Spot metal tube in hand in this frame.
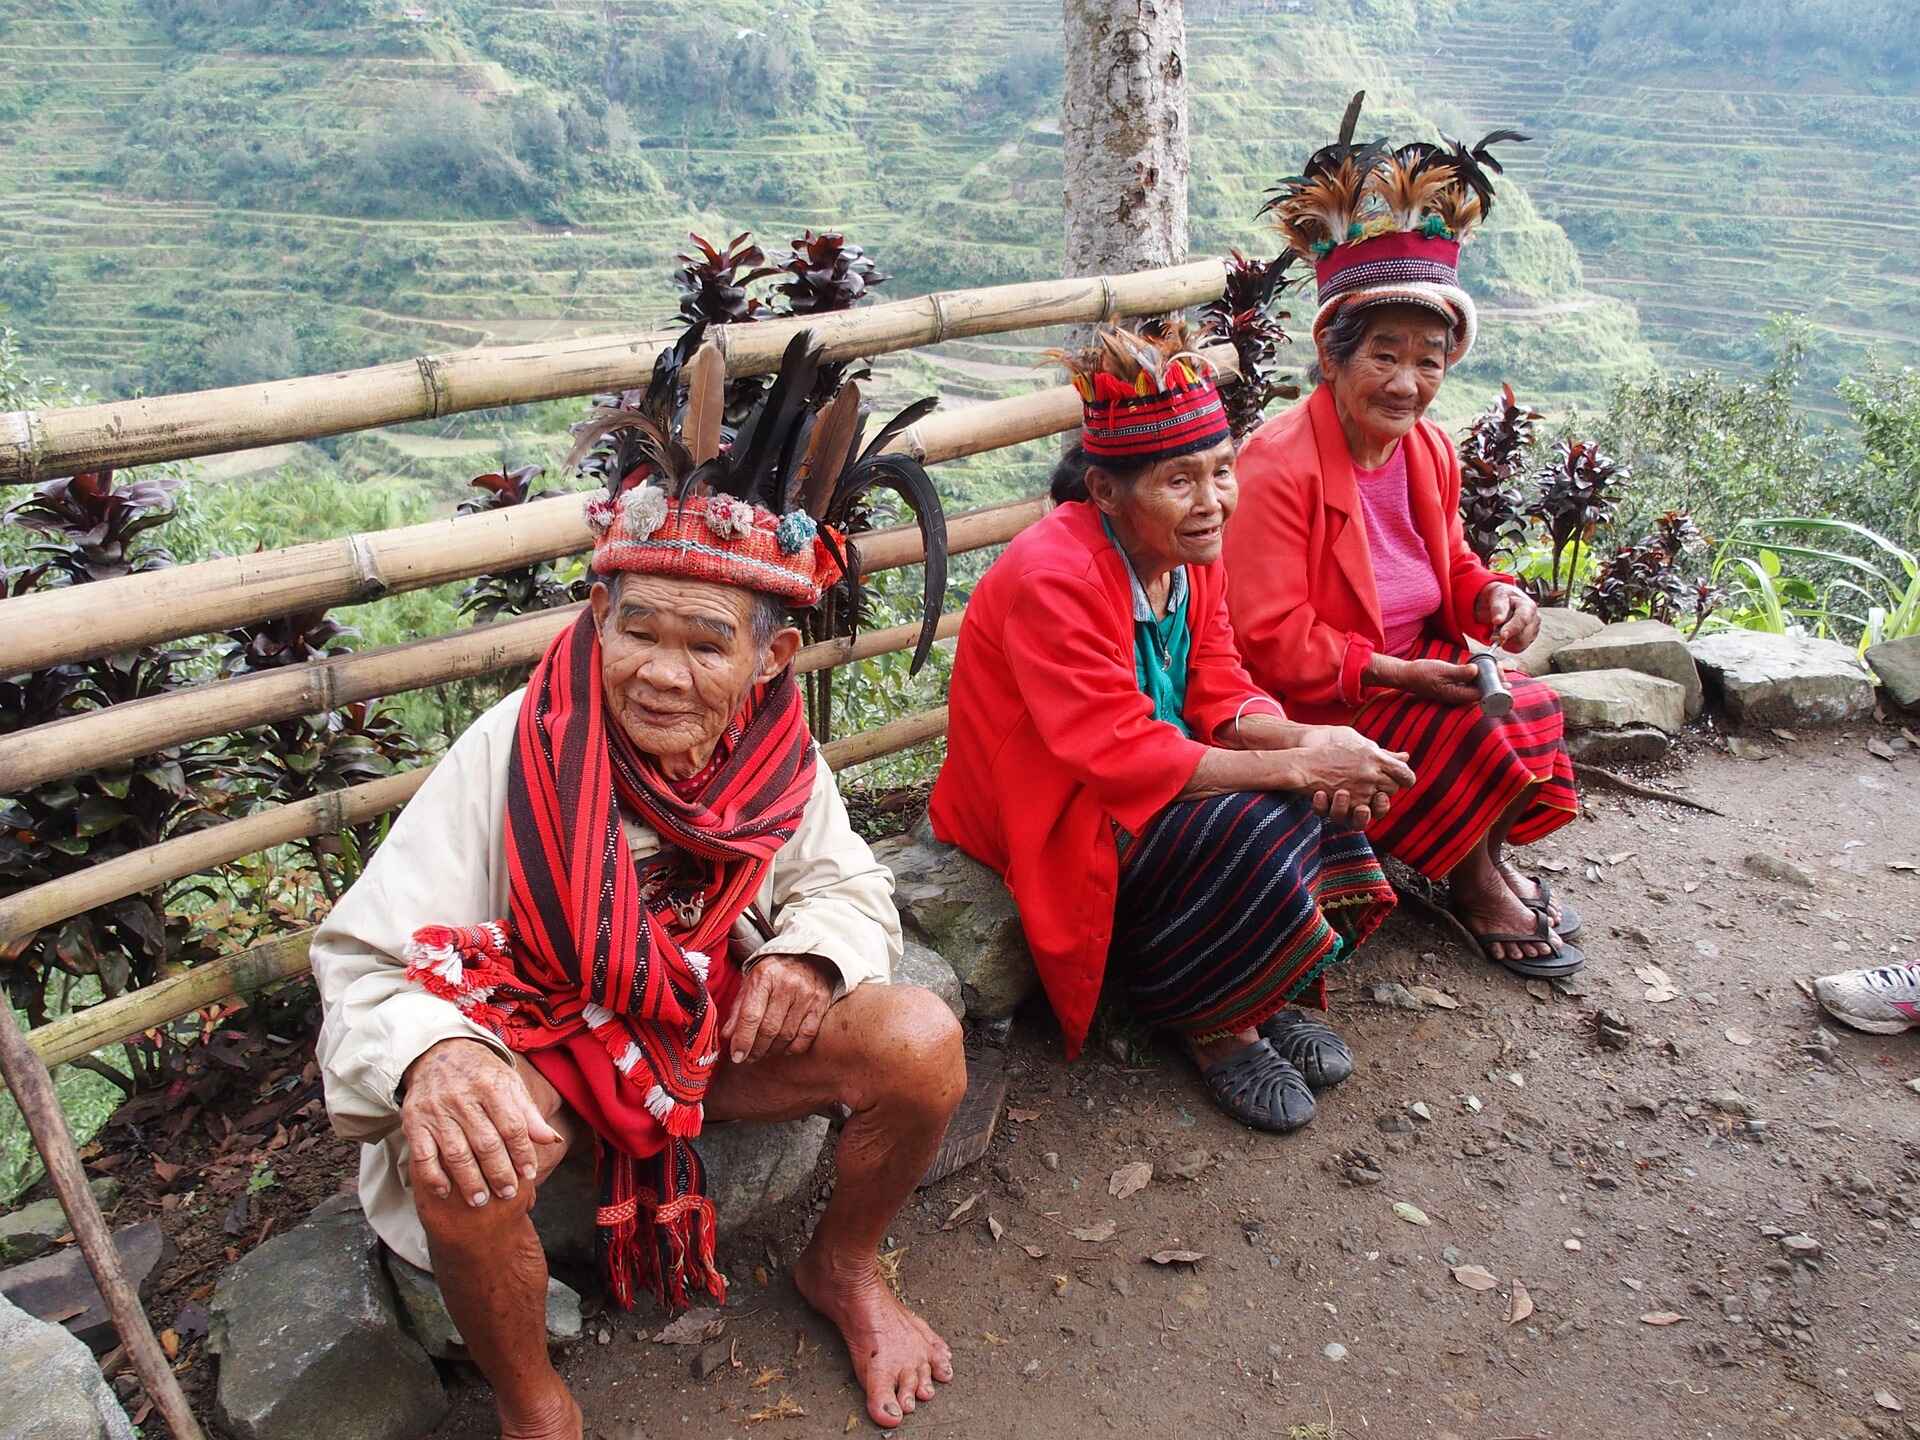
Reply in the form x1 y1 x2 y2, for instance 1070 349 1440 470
1470 652 1513 718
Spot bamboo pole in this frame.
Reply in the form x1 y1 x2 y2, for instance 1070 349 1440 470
0 1003 208 1439
0 769 433 951
0 330 1171 675
27 934 313 1071
0 612 970 942
0 260 1227 486
25 704 954 1066
0 497 1020 793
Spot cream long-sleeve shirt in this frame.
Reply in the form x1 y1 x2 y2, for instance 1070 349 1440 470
310 688 900 1269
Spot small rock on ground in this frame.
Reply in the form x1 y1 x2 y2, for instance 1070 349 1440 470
0 1179 120 1263
0 1219 164 1354
871 817 1038 1018
385 1252 582 1359
1552 620 1704 718
896 939 967 1020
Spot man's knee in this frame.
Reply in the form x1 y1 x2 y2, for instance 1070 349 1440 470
412 1160 542 1244
862 984 966 1115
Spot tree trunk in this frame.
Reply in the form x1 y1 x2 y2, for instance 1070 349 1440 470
1062 0 1191 289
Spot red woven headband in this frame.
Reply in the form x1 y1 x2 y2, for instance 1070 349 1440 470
1081 373 1232 463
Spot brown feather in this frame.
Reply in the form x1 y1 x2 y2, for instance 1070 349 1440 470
1431 183 1483 240
681 341 725 466
797 381 863 517
1269 153 1375 254
1374 153 1456 230
1047 320 1203 389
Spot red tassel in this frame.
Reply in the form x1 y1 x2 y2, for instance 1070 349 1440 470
662 1100 704 1140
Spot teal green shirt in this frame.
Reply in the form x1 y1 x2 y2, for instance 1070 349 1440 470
1101 516 1192 738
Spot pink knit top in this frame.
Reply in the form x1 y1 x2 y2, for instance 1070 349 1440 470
1353 444 1442 658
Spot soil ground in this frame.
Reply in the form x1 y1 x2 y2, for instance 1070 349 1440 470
33 726 1920 1439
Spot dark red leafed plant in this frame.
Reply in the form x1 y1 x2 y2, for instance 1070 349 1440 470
1530 438 1628 605
454 466 585 623
673 231 779 328
10 468 180 582
1457 383 1540 565
1582 508 1714 630
771 229 891 402
1198 248 1300 441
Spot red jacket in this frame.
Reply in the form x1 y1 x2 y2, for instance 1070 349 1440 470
928 501 1275 1057
1223 385 1507 725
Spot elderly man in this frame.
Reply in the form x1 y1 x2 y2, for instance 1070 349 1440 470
312 335 964 1435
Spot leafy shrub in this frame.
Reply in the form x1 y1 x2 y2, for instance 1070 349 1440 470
1456 384 1541 566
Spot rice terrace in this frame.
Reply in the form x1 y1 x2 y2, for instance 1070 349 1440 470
0 2 1917 1439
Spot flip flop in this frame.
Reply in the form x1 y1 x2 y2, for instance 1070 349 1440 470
1198 1038 1317 1133
1453 905 1587 980
1499 863 1583 940
1257 1009 1354 1090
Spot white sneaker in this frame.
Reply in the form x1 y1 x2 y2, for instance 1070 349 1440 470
1812 962 1920 1035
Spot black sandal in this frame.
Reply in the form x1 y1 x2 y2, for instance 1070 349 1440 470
1198 1038 1317 1133
1499 862 1583 940
1257 1009 1354 1090
1455 906 1586 980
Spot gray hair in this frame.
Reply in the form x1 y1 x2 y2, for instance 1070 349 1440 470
1308 301 1457 386
599 569 789 652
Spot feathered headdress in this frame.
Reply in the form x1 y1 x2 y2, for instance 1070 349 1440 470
1046 319 1233 464
1260 91 1527 366
569 325 949 703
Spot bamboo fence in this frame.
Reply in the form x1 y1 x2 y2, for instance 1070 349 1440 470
0 260 1226 486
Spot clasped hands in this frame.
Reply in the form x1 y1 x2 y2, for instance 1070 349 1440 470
400 954 835 1209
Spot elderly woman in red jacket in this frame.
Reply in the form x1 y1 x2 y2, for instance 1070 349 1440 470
930 325 1410 1134
1224 110 1583 979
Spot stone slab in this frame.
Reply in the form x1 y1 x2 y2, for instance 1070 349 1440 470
1504 606 1605 677
896 940 966 1020
533 1115 831 1267
0 1219 163 1354
1689 630 1876 728
1864 634 1920 710
1551 619 1703 719
209 1203 446 1440
385 1252 581 1359
874 820 1037 1019
0 1291 135 1440
0 1179 120 1263
1565 724 1672 767
1543 669 1687 735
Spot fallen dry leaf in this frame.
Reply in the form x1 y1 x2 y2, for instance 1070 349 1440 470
654 1308 723 1345
1873 1389 1904 1413
750 1367 784 1391
1020 1243 1048 1260
1451 1265 1498 1292
1605 850 1636 865
746 1395 807 1425
1867 738 1897 762
1392 1201 1431 1227
1406 984 1459 1010
1724 1027 1756 1047
846 1413 858 1434
1639 1311 1688 1326
1070 1221 1116 1243
943 1190 984 1229
1508 1280 1534 1326
1051 1273 1070 1297
1109 1161 1152 1200
981 1330 1007 1345
1146 1249 1207 1265
987 1215 1005 1242
1006 1107 1040 1123
159 1329 180 1360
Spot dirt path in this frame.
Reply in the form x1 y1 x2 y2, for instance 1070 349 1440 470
408 728 1920 1439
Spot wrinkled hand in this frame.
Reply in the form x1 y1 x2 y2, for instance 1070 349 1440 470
1477 582 1541 652
724 954 836 1064
401 1038 560 1209
1294 728 1416 829
1394 657 1483 707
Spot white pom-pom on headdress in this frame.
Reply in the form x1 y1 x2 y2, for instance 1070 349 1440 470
618 482 669 540
583 494 618 538
703 497 756 541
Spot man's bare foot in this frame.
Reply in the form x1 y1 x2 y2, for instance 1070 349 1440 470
1496 859 1560 927
1451 875 1558 962
499 1385 583 1440
795 1246 954 1428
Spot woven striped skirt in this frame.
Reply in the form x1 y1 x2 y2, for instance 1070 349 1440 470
1112 790 1396 1042
1351 637 1579 880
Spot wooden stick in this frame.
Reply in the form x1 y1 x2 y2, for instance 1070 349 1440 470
0 611 969 946
0 260 1227 486
0 769 432 951
28 705 954 1065
0 499 1029 794
28 933 313 1070
0 1004 207 1439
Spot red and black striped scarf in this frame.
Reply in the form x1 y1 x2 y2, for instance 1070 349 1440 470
406 610 815 1308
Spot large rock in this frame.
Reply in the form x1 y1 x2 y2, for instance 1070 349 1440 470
0 1218 163 1354
385 1252 581 1360
0 1178 120 1263
896 940 966 1020
1551 619 1704 719
873 821 1037 1019
0 1291 134 1440
1543 669 1687 736
1689 630 1876 728
533 1116 831 1267
1504 606 1605 677
209 1202 447 1440
1865 634 1920 710
1565 725 1671 767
